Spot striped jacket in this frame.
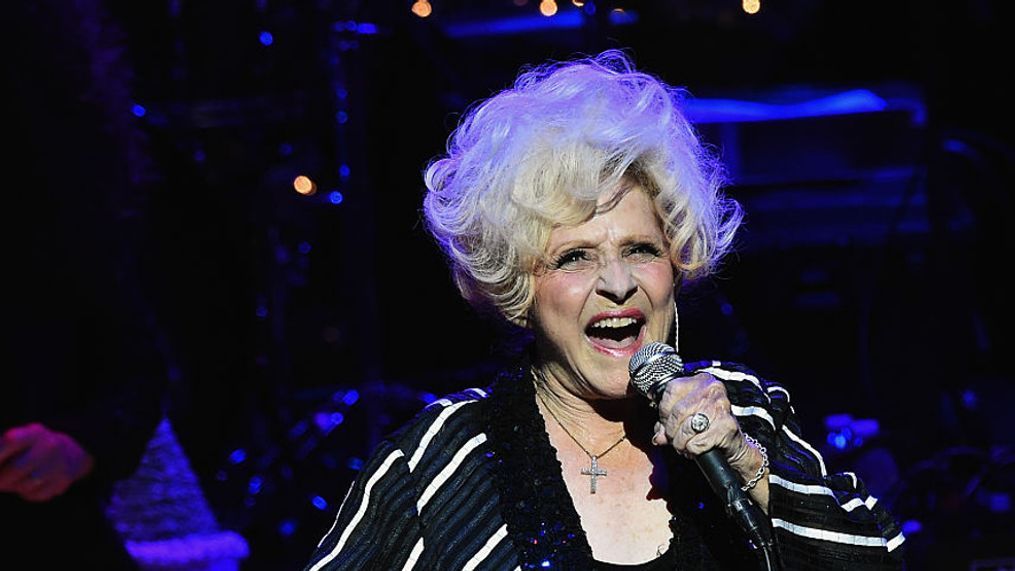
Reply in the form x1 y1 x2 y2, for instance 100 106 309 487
305 362 905 570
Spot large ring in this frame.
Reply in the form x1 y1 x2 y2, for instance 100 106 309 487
690 412 710 434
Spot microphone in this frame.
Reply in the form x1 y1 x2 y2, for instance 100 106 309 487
629 342 775 553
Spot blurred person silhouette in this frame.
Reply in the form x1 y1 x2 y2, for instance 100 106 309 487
1 0 166 567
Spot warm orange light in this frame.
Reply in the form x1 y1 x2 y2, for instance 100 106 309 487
411 0 432 18
572 0 584 6
743 0 760 14
294 175 317 195
539 0 557 16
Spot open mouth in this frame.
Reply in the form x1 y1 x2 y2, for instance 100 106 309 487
585 315 645 350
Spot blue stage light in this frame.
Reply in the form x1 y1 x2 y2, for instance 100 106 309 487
312 496 328 510
278 520 297 537
684 89 888 124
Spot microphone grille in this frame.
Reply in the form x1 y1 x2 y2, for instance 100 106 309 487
629 342 684 398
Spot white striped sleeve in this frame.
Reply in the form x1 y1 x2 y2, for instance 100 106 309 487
309 449 407 571
408 399 477 472
781 423 828 476
769 474 880 514
772 519 906 552
731 404 776 430
462 523 509 571
417 432 488 512
706 361 906 568
399 537 426 571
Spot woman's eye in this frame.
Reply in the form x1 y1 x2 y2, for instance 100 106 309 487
553 249 593 269
627 243 663 259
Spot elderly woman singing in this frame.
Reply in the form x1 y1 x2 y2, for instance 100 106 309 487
305 51 905 570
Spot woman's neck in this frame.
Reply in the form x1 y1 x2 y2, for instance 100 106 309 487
531 365 645 451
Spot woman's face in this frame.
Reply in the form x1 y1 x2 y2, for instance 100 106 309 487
530 186 675 400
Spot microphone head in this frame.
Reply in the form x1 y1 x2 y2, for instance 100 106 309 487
629 342 684 399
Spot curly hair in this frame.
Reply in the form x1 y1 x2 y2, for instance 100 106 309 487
423 50 742 326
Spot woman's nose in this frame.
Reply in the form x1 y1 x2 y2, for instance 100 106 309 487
595 258 637 303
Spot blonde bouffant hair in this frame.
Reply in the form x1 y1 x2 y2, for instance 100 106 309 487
423 50 742 326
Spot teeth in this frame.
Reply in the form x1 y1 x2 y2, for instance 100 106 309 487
590 316 638 329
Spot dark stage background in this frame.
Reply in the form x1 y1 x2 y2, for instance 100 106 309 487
18 0 1015 568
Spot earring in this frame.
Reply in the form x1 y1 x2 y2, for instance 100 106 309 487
672 300 680 352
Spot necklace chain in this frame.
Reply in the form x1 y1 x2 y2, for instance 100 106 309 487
537 391 627 459
531 369 627 460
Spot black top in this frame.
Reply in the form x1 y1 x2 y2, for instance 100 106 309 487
595 543 674 570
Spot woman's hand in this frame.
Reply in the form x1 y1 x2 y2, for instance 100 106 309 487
651 373 769 511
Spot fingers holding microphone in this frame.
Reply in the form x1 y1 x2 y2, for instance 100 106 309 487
651 373 745 461
649 373 770 511
631 343 773 521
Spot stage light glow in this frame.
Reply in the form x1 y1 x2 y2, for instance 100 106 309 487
743 0 760 14
411 0 432 18
293 175 317 195
278 520 297 537
259 31 274 46
572 0 584 6
229 449 247 464
248 476 263 495
539 0 558 16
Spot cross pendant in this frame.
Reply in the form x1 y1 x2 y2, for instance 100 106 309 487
580 455 607 494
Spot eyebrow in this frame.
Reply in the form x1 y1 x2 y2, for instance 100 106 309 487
547 234 665 254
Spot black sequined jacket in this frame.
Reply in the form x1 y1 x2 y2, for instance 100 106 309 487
305 362 905 570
